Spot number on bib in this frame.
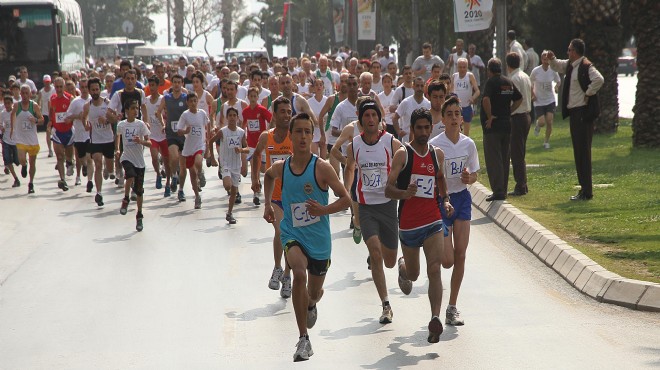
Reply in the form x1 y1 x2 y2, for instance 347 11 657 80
55 112 67 123
411 174 435 198
291 202 320 228
22 120 33 131
171 120 179 132
270 154 289 165
247 119 260 131
361 167 384 190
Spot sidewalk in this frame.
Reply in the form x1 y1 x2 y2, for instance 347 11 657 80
469 182 660 312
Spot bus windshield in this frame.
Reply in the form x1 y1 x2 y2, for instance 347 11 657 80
0 6 56 63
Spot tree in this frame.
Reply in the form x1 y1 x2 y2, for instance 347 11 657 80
78 0 161 43
630 0 660 147
173 0 184 46
571 0 621 134
182 0 223 48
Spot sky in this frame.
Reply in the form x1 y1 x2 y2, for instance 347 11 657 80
150 1 287 58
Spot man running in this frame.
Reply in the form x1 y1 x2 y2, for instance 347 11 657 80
87 78 114 206
386 107 453 343
49 77 75 191
1 95 20 187
156 74 188 199
451 58 480 136
242 86 272 205
263 112 350 362
144 76 168 192
393 77 430 142
65 78 93 189
11 85 45 194
344 100 402 324
176 92 210 208
37 75 55 157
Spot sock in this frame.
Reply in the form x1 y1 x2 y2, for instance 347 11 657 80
300 334 309 340
382 298 390 307
432 315 439 320
447 304 456 311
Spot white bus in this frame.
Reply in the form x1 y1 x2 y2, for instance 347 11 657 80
133 45 183 67
93 36 145 60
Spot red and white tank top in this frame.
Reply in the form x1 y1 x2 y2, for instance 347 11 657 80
353 130 394 205
396 144 441 230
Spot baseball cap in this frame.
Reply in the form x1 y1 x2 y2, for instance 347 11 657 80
335 56 343 63
8 75 16 82
43 74 52 82
228 71 240 83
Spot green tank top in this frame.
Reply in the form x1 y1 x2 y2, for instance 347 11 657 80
17 100 36 116
325 94 340 131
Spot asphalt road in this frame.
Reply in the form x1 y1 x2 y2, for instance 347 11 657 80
0 148 658 369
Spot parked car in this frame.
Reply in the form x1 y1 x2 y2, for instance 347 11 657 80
617 48 637 76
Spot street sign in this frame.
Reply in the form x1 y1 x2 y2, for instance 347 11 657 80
121 20 134 35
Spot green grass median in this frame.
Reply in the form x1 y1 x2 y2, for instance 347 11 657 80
469 117 660 283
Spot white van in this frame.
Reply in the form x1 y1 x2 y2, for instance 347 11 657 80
223 48 269 63
133 46 183 67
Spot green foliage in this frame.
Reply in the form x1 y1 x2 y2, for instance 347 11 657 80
78 0 161 43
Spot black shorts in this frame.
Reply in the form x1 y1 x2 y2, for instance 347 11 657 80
74 140 90 158
167 136 185 152
121 160 145 195
43 115 50 126
90 142 114 159
284 240 331 276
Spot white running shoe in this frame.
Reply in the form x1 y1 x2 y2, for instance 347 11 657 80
307 305 318 329
397 257 412 295
268 267 284 290
74 177 81 186
446 306 465 326
280 276 292 298
534 122 541 137
544 142 551 149
293 336 313 362
379 305 393 324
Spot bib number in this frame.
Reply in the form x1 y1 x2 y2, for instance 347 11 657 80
361 167 384 190
191 126 202 137
55 112 67 123
291 202 319 228
411 174 435 198
445 155 468 179
247 119 260 131
271 154 289 165
543 82 552 91
171 120 179 132
22 120 33 131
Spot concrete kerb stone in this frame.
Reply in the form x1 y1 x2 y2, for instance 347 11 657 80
470 181 659 312
637 284 660 312
602 279 653 310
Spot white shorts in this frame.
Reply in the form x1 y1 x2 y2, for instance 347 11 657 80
312 126 321 143
246 147 256 161
221 167 241 187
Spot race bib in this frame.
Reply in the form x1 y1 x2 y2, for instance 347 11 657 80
171 120 179 132
227 135 241 148
22 120 33 131
247 119 260 131
270 154 289 165
291 202 320 228
361 167 385 190
542 82 552 91
55 112 67 123
445 155 468 179
191 126 203 137
411 174 435 198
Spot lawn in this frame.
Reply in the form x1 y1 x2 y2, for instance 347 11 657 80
468 117 660 283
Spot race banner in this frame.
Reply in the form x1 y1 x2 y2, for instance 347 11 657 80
453 0 493 32
332 0 345 43
357 0 376 40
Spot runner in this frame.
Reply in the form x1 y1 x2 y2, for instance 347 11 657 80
156 74 188 200
242 86 272 205
176 92 210 208
427 80 448 139
1 94 20 187
451 58 480 136
251 97 294 298
428 95 480 327
210 107 247 222
144 76 168 192
262 112 350 362
65 78 93 189
37 75 55 157
385 107 453 343
344 100 402 324
49 77 75 191
393 77 430 142
315 56 340 97
306 79 328 157
317 73 348 174
377 73 396 136
11 84 45 194
87 78 114 206
115 99 151 231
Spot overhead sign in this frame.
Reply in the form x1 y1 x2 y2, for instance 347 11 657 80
453 0 493 32
122 20 134 35
357 0 376 41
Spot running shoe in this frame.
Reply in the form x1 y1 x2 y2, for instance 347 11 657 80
446 306 464 326
379 304 393 324
307 305 318 329
268 267 284 290
136 213 144 232
280 276 292 298
95 193 104 207
130 191 137 201
28 183 34 194
87 180 94 193
199 169 206 188
534 122 541 137
226 212 237 224
367 255 371 270
164 186 171 197
58 180 69 191
75 177 81 186
12 179 20 188
178 190 186 202
117 177 124 187
156 175 162 189
398 257 413 295
235 192 242 204
21 165 27 178
349 219 354 229
66 161 74 176
293 336 313 362
171 177 178 192
194 195 202 209
82 165 87 177
109 172 115 180
253 195 260 206
103 169 109 180
120 198 129 215
428 316 444 343
48 149 53 158
352 227 362 244
544 142 551 149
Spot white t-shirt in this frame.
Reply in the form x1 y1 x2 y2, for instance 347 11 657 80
329 99 357 146
145 95 165 142
39 87 55 116
219 126 245 170
371 77 384 94
236 85 249 101
89 99 114 144
109 89 146 116
395 95 430 142
117 119 150 168
307 95 328 143
177 110 209 156
67 95 91 142
430 117 445 140
391 84 414 105
452 72 475 108
469 55 485 86
315 68 340 96
1 109 15 145
530 65 561 107
196 90 213 114
429 132 480 194
377 90 396 126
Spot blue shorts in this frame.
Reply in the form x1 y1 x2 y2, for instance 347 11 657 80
272 200 283 209
51 130 74 146
440 188 472 227
399 221 444 248
461 106 474 123
2 141 19 166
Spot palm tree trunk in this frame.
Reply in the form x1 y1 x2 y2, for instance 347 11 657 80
222 0 235 50
631 0 660 147
173 0 185 46
571 0 621 134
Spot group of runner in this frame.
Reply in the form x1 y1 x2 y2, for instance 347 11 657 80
0 45 483 362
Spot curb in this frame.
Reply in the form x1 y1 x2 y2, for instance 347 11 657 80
468 182 660 312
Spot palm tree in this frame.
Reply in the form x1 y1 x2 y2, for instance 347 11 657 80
630 0 660 147
570 0 621 134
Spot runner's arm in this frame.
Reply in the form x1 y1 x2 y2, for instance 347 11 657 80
251 131 268 191
385 147 416 200
343 143 356 192
308 159 351 216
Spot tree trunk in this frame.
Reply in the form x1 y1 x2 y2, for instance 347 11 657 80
571 0 621 134
222 0 234 51
173 0 184 46
631 0 660 147
469 23 495 87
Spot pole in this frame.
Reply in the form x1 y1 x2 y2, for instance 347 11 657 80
167 0 171 46
495 0 507 70
286 2 292 57
411 0 419 61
